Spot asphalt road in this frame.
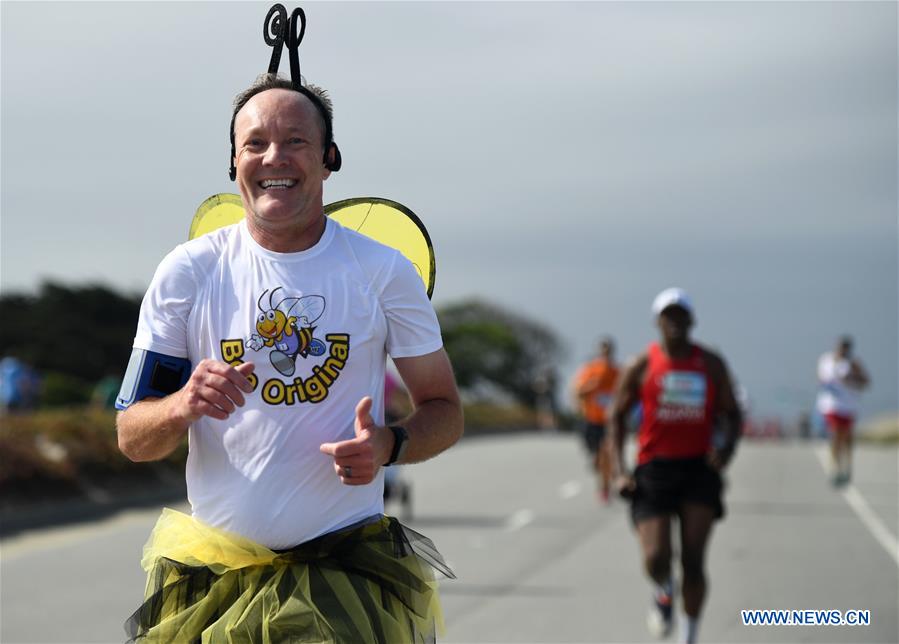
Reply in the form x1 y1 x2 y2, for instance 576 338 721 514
2 434 897 644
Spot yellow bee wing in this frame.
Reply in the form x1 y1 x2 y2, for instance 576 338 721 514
324 198 435 299
188 193 246 240
189 195 436 298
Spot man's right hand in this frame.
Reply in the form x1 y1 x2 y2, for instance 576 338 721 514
172 360 256 423
614 472 637 500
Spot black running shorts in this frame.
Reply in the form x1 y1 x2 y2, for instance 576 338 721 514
630 457 724 524
583 422 607 453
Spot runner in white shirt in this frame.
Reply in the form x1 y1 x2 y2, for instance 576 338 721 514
815 336 869 486
116 68 462 643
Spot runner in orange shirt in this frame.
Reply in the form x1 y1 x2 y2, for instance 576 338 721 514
573 337 620 503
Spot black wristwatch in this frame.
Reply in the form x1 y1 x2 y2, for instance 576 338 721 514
384 425 409 466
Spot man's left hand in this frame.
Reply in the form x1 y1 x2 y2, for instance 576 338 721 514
707 446 734 471
319 396 394 485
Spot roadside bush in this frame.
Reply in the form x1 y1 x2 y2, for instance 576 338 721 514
0 408 186 507
40 372 93 407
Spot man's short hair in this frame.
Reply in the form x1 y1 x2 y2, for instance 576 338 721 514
231 73 334 150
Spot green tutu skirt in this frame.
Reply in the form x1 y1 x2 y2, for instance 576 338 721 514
125 508 453 643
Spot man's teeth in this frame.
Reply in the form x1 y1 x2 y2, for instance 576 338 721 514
259 179 297 188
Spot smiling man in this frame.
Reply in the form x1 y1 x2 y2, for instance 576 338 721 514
115 72 463 642
232 82 333 252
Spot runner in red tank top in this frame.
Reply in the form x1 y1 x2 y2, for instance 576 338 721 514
609 288 742 644
637 342 717 465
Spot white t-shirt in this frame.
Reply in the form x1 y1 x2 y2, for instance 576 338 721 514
132 218 443 549
815 352 860 418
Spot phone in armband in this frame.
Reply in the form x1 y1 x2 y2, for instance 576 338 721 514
115 349 191 410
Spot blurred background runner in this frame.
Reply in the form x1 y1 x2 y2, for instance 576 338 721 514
816 335 870 486
611 289 742 644
384 369 413 519
572 337 619 503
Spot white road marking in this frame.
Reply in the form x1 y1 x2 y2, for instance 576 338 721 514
841 486 899 567
559 480 582 500
814 446 899 568
505 509 535 532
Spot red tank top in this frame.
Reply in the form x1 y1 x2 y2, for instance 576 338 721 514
637 342 716 465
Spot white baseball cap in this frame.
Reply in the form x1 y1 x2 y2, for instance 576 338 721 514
652 287 694 318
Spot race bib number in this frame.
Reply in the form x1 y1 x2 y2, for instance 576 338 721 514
594 393 613 407
660 372 707 408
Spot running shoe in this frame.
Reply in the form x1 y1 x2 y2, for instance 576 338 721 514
831 472 850 488
647 591 674 638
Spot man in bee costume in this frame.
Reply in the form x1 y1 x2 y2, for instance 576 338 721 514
115 5 463 642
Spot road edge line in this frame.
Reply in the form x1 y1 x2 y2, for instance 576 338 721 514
814 446 899 568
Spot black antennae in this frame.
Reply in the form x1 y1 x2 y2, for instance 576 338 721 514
287 8 307 89
265 4 288 75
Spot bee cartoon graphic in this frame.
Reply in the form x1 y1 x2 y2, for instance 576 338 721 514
245 288 326 376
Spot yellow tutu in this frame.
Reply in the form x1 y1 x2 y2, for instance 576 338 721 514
126 509 451 643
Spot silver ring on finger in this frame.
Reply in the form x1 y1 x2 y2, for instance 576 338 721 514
345 466 352 478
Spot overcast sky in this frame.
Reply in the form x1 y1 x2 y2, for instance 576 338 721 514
2 1 896 422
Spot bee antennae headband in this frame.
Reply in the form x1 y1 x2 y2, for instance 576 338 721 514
265 4 304 89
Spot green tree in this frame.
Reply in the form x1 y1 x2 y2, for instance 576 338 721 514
0 282 142 400
437 299 564 407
